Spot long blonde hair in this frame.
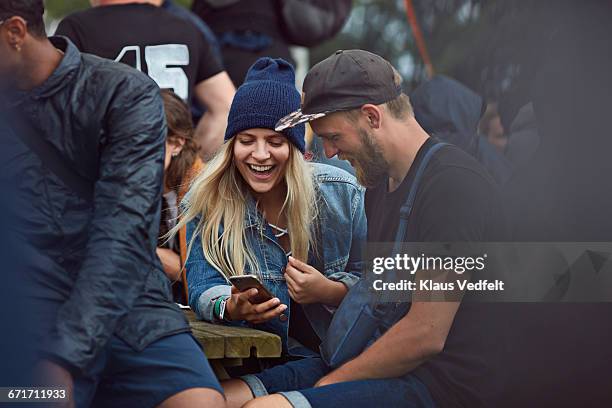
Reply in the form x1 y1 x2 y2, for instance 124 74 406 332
173 138 319 279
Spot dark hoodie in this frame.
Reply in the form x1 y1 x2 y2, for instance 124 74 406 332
410 75 512 185
504 102 539 169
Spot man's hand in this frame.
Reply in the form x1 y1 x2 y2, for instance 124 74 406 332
225 286 287 324
284 256 347 305
35 360 74 408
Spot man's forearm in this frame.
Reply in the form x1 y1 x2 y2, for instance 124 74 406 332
324 314 438 383
319 300 460 385
194 110 227 160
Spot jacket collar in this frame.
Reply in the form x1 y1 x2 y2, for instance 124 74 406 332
244 194 265 229
34 36 81 99
9 36 80 107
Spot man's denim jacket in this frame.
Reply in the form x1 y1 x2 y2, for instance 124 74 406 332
185 163 366 355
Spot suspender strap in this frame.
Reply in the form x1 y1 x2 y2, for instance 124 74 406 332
372 141 449 309
392 142 449 252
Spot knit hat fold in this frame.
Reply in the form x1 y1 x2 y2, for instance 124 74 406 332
224 58 306 153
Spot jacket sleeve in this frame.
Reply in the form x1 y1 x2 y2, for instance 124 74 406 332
327 185 366 288
185 219 232 322
40 75 168 374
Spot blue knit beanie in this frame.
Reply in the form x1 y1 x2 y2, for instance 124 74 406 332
224 58 306 153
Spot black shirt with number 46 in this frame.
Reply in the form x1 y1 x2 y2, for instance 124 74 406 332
56 3 223 104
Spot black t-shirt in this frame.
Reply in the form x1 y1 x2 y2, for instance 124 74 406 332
193 0 283 38
365 138 509 407
56 3 223 104
366 137 506 244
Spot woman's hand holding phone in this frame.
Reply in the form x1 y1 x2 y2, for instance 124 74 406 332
225 286 287 324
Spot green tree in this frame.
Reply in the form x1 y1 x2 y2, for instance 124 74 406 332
311 0 417 85
312 0 536 99
45 0 89 19
45 0 193 20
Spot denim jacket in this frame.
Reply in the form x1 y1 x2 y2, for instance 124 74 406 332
185 163 366 355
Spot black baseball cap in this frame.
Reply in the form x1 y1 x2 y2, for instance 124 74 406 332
275 49 402 131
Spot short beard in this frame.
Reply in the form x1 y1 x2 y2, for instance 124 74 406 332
348 127 388 188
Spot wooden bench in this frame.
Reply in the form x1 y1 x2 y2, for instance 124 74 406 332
184 310 282 379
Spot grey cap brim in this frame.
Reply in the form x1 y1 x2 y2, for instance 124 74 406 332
274 108 335 132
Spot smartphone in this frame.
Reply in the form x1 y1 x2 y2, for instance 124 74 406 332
229 275 274 304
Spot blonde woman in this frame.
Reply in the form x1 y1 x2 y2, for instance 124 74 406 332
176 58 366 357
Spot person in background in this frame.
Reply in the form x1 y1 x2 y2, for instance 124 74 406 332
161 0 222 126
410 75 512 185
503 102 539 170
191 0 294 86
191 0 352 88
479 102 507 153
158 90 205 303
174 57 366 359
0 1 224 406
162 0 221 62
56 0 235 160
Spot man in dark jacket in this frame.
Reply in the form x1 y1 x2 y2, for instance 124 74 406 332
0 1 224 406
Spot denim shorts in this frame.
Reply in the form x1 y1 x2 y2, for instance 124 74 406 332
73 333 223 407
241 357 436 408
